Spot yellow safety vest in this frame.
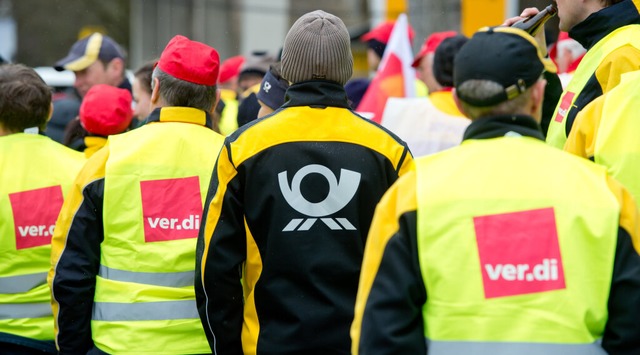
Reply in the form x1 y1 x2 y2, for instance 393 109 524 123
591 70 640 207
415 136 618 354
91 107 224 354
0 134 83 340
547 25 640 148
219 88 239 135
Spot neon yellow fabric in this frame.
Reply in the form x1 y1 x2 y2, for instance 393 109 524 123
566 70 640 210
415 137 617 343
83 136 107 158
428 90 464 117
219 88 239 135
91 110 224 354
547 25 640 148
0 134 83 340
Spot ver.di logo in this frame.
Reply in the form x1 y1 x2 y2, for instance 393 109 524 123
278 164 361 232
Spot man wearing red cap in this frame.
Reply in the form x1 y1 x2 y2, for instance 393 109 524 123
412 31 457 94
49 35 225 354
217 55 244 135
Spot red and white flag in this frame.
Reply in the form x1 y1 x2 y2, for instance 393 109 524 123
357 14 416 123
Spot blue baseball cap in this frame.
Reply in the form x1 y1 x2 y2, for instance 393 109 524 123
54 33 124 72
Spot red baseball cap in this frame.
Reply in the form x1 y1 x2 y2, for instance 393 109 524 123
361 20 415 45
80 84 133 136
157 35 220 86
218 55 245 84
412 31 458 68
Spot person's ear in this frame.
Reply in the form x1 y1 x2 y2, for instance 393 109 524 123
452 88 470 118
151 77 161 104
106 58 125 79
530 79 547 120
47 102 54 122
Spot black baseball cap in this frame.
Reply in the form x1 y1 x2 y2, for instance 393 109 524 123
454 27 556 107
54 33 124 72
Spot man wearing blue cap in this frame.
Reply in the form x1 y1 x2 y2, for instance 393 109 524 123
47 33 132 144
351 27 640 354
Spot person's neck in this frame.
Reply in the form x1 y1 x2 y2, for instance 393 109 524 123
579 1 607 26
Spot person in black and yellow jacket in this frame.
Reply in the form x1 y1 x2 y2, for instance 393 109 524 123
0 64 84 354
196 11 412 355
505 0 640 147
48 35 225 354
352 28 640 355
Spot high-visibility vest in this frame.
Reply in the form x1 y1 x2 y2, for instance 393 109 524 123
91 108 224 354
219 88 239 135
590 70 640 207
546 25 640 148
0 133 83 340
415 136 618 354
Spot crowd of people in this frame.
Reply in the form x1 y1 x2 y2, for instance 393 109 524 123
1 0 640 354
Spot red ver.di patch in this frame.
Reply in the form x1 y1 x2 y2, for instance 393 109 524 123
474 207 566 299
9 185 64 250
140 176 203 242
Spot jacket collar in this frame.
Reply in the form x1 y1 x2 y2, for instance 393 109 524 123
282 80 351 109
570 0 640 49
145 107 213 129
463 115 545 141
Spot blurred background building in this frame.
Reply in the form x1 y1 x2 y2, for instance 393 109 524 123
4 0 557 78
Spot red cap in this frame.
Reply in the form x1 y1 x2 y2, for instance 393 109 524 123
80 84 133 136
157 35 220 86
411 31 458 68
218 55 245 84
361 20 415 45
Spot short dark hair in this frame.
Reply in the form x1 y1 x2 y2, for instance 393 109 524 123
0 64 52 133
135 60 156 95
603 0 624 5
152 67 217 112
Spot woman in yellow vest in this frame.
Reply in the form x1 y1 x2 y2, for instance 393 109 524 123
0 64 84 354
352 28 640 355
49 35 226 354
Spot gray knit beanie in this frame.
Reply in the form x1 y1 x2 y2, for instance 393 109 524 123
281 10 353 85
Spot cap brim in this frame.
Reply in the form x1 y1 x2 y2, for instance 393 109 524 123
54 54 97 72
53 54 79 71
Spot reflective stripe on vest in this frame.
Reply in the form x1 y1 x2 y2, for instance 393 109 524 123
415 137 618 344
547 25 640 148
99 265 194 288
426 339 606 355
92 300 199 321
0 272 47 294
592 71 640 207
0 302 52 319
